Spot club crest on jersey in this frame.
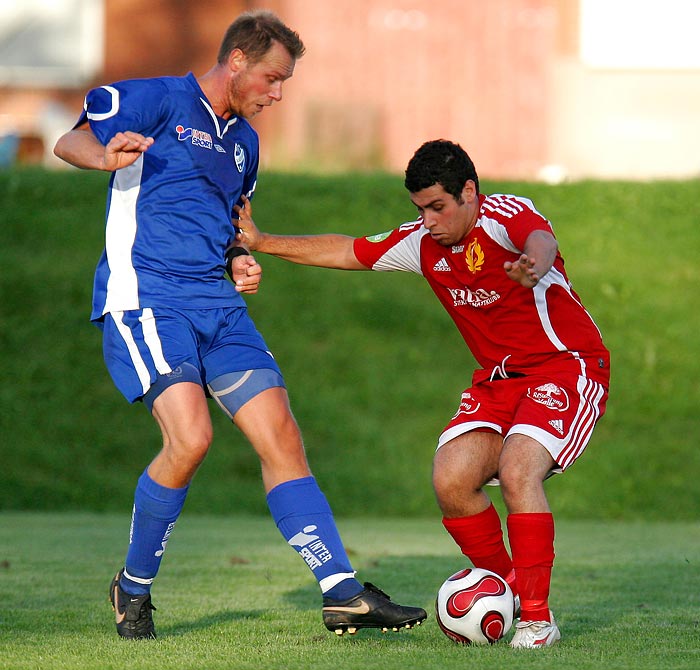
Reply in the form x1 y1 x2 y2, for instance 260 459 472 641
234 143 245 172
466 238 485 273
176 124 213 150
528 383 570 411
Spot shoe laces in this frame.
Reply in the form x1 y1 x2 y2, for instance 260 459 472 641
131 599 156 633
362 582 391 600
126 595 155 619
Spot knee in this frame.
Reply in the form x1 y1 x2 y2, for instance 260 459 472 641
432 456 479 510
432 444 492 495
258 408 303 452
432 460 457 499
498 461 536 504
498 464 519 494
433 451 460 500
165 427 213 467
254 410 306 464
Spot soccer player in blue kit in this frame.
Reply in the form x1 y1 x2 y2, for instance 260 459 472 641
53 10 426 640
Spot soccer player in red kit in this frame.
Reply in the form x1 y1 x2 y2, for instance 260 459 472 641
236 139 609 648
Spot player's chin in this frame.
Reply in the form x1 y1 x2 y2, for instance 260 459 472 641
433 236 455 247
249 104 265 118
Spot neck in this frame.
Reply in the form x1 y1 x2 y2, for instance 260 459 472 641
462 203 480 238
197 65 231 119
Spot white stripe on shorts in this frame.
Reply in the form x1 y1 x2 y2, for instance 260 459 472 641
436 421 503 451
139 308 171 375
112 309 171 395
112 311 151 395
509 375 606 471
558 377 605 468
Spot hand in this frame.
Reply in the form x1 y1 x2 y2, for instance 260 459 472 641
231 254 262 294
103 131 154 171
233 196 262 250
504 254 541 288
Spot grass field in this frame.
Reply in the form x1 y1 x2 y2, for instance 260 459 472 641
1 513 698 670
1 167 700 668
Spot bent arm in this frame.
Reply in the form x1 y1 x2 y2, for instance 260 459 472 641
503 229 558 288
53 124 153 171
524 229 558 277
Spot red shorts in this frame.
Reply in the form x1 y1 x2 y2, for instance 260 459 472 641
437 372 609 474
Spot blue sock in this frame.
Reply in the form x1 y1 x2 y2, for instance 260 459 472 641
267 476 363 600
120 470 189 596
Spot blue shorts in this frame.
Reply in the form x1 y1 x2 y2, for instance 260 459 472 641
98 307 283 404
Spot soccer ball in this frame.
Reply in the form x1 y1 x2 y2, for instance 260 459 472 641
435 567 514 645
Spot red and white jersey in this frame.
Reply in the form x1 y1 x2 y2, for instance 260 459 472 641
353 193 609 384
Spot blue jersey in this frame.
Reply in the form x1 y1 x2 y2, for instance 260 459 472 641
77 73 259 321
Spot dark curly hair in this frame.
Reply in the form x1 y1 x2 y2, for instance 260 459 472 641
218 10 305 65
404 140 479 199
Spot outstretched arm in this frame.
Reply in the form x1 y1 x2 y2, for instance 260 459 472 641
234 196 367 270
53 124 154 171
503 229 558 288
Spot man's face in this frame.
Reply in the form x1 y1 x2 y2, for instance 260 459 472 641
228 41 296 119
409 182 478 246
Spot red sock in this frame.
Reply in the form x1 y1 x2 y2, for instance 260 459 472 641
442 504 516 593
507 512 555 622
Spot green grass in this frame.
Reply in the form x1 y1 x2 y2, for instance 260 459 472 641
1 168 699 519
0 513 698 669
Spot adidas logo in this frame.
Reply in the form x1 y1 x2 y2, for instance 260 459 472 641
548 419 564 435
433 258 451 272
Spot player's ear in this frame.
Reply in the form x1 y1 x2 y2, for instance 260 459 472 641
228 48 247 73
462 179 477 203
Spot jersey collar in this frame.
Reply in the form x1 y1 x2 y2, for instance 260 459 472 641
186 72 239 140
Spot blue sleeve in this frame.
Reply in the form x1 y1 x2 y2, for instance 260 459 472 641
81 79 166 145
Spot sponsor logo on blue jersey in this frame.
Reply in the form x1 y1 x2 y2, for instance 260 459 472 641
175 124 213 150
234 143 245 173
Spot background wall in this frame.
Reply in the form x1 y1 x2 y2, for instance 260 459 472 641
1 0 699 180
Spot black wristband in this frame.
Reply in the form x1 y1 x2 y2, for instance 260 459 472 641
225 246 249 278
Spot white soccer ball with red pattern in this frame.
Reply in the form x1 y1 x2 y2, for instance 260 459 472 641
435 568 514 645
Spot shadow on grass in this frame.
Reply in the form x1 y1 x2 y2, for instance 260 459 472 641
160 609 267 637
279 553 684 646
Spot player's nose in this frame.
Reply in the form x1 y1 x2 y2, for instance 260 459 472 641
422 213 437 230
269 81 283 102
